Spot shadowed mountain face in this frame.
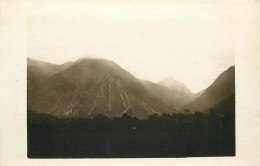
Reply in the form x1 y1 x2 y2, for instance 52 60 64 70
28 58 181 119
182 66 235 112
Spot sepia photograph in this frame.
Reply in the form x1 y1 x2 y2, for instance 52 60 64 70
27 0 235 158
0 0 260 165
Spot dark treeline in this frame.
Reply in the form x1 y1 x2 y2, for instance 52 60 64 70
28 94 235 158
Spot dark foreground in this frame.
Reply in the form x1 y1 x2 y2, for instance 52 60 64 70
28 96 235 158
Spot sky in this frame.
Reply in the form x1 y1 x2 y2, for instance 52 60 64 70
27 0 236 93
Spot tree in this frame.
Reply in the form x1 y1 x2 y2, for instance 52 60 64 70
183 109 190 115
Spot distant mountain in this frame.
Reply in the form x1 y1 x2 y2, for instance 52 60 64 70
181 66 235 112
28 58 181 119
159 78 192 95
158 78 204 106
27 58 71 76
141 80 192 109
27 58 73 93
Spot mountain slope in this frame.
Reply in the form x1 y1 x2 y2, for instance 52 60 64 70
193 89 206 99
28 58 180 119
143 80 191 108
28 58 63 76
158 78 203 106
27 58 74 95
159 78 193 95
206 94 235 116
182 66 235 112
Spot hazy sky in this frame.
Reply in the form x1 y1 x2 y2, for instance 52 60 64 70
27 0 236 93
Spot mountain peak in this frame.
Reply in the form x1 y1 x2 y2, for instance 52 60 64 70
28 58 179 119
227 65 235 71
158 77 197 107
159 77 192 94
73 57 121 71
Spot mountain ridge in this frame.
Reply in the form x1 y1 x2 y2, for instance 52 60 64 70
158 77 204 106
27 57 235 119
181 66 235 112
28 58 181 119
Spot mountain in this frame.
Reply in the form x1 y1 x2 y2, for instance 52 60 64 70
27 58 74 95
159 78 192 95
141 80 192 109
193 89 206 99
28 57 235 118
27 58 74 84
158 78 203 106
206 94 235 116
28 58 180 119
182 66 235 112
27 58 70 76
